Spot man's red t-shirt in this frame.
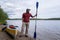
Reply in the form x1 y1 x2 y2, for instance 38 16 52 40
22 13 32 22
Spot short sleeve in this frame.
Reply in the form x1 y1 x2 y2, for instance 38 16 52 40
30 13 33 17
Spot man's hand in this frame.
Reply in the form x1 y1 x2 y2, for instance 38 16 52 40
35 14 37 16
31 14 37 18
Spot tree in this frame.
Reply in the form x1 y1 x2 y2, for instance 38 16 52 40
0 6 8 24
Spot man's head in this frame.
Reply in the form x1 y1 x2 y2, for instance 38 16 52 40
26 9 30 13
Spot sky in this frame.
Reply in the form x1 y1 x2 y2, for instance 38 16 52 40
0 0 60 18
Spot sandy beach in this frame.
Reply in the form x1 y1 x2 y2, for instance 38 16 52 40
0 32 13 40
0 31 34 40
0 25 34 40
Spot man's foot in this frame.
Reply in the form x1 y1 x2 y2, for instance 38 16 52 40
25 35 28 37
19 35 22 37
19 35 24 37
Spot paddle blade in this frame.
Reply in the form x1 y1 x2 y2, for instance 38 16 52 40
36 2 39 9
34 32 36 38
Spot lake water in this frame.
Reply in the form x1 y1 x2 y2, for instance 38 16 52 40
7 20 60 40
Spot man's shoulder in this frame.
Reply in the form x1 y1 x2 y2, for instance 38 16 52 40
23 13 26 15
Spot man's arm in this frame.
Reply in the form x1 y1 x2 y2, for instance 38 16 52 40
30 13 37 18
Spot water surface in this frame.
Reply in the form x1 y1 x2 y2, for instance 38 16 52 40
7 20 60 40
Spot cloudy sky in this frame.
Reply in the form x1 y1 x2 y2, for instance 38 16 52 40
0 0 60 18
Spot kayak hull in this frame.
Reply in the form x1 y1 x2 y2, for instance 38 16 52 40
5 27 17 38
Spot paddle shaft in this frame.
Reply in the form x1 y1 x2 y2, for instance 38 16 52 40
35 8 38 32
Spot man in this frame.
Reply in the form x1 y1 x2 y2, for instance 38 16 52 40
21 9 37 37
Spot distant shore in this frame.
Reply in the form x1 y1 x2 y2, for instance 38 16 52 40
8 18 60 20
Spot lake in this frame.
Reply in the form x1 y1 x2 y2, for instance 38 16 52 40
7 20 60 40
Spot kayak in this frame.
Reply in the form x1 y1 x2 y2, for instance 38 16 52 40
5 26 18 39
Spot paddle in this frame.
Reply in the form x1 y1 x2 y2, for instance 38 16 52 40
34 2 39 39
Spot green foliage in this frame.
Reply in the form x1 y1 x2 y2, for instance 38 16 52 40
0 8 8 24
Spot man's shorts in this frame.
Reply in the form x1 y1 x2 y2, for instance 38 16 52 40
22 22 29 28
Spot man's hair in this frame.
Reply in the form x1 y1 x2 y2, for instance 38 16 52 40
26 9 30 11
